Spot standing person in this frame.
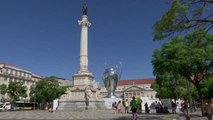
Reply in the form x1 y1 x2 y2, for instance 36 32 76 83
124 99 129 113
155 101 159 113
145 102 150 113
136 97 142 113
171 101 176 114
206 99 213 120
176 102 181 113
117 101 122 113
130 96 137 120
122 100 125 113
183 98 190 120
159 102 163 113
113 101 117 114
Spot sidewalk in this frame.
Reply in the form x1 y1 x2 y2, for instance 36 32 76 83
0 109 208 120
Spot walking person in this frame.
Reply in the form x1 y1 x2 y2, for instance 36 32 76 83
130 96 137 120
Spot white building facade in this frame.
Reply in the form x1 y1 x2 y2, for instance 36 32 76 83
0 63 42 101
100 78 158 102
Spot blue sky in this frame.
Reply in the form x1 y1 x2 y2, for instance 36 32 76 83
0 0 169 86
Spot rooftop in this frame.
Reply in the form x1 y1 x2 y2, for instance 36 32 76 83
118 78 155 86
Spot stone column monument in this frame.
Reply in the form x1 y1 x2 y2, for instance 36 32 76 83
58 4 105 110
73 3 94 87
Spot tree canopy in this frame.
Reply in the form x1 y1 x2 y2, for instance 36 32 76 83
152 32 213 86
153 0 213 40
151 74 196 99
0 84 7 101
152 0 213 116
7 81 27 102
152 32 213 115
30 76 68 104
200 77 213 99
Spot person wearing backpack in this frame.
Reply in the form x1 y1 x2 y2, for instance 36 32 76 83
130 96 137 120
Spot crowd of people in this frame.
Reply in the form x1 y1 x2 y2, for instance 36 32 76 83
154 98 190 117
112 97 213 120
112 99 129 114
112 98 149 114
112 96 150 120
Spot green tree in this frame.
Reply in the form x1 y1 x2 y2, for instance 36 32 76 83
31 76 68 109
151 74 196 100
0 84 7 102
153 0 213 40
200 77 213 99
152 32 213 115
7 81 27 102
152 0 213 115
151 74 174 98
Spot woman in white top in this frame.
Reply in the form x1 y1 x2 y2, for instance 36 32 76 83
176 102 181 113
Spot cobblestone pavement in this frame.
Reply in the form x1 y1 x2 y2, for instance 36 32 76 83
0 109 208 120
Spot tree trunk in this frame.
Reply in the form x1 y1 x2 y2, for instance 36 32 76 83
195 84 205 116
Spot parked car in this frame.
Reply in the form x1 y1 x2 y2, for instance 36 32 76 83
0 102 12 111
0 104 6 111
4 103 11 110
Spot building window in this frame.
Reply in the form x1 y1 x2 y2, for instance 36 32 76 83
17 71 20 76
13 70 16 75
21 72 24 77
8 69 11 74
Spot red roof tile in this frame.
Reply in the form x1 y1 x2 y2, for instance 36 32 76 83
118 78 155 86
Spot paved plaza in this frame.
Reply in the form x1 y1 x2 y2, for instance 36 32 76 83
0 109 208 120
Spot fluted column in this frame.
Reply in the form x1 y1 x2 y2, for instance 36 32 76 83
78 15 91 73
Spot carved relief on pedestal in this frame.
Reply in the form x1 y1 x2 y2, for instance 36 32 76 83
95 88 101 99
85 86 93 100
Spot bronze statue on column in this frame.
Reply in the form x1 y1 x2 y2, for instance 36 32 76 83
82 3 88 15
